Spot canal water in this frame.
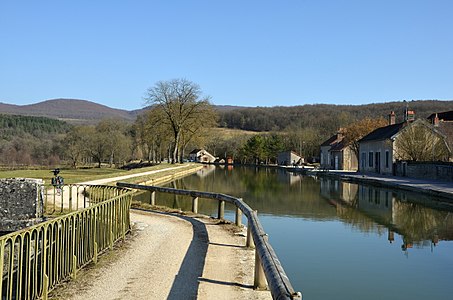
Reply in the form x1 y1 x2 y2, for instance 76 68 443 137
134 165 453 300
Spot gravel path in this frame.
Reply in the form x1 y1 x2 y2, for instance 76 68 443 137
59 210 271 300
50 166 271 299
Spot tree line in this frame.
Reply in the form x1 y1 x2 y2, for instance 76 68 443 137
1 82 452 169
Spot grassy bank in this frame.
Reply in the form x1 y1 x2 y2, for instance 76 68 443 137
0 163 196 185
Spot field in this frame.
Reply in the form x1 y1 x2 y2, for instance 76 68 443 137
0 163 178 185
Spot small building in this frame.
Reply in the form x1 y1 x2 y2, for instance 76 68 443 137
320 129 357 171
189 149 216 163
277 151 303 166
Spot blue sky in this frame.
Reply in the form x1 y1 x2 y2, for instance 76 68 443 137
1 0 452 110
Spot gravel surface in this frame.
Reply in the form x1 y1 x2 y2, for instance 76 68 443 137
54 210 271 300
48 166 271 299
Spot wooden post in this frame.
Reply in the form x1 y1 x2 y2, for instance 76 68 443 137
150 191 156 206
218 200 225 219
246 223 255 248
192 197 198 213
254 249 267 289
235 206 242 227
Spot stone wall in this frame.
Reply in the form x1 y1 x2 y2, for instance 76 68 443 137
395 161 453 182
0 178 44 232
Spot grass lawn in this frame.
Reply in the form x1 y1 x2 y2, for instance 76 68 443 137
0 163 186 185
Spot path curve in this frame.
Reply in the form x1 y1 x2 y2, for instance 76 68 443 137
51 166 271 299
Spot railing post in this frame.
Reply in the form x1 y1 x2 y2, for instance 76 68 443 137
69 185 73 211
218 200 225 219
235 206 242 227
254 248 267 290
150 191 156 206
192 196 198 214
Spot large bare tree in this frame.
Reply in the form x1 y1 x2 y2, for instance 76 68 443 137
144 79 216 163
394 120 450 161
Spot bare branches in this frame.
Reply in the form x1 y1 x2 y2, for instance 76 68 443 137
143 79 217 163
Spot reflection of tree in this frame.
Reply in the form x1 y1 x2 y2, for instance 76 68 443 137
319 177 453 245
392 201 453 244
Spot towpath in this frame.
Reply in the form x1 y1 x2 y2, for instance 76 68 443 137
49 166 271 300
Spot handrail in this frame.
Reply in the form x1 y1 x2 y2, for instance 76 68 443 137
116 182 302 300
0 185 132 300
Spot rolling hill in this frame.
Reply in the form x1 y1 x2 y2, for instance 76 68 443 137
0 99 137 124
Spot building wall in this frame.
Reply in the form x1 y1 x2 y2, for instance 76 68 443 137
320 146 331 168
394 161 453 182
359 139 394 174
277 151 302 165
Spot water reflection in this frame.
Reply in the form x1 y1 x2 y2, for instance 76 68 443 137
133 165 453 299
319 177 453 252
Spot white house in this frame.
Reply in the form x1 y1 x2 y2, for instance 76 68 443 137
189 149 216 163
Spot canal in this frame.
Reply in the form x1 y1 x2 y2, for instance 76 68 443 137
135 165 453 300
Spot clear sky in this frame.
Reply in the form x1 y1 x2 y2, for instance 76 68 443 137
1 0 452 110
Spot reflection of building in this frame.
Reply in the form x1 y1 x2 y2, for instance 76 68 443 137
319 178 358 203
189 149 216 163
196 165 216 178
319 177 453 250
277 170 302 185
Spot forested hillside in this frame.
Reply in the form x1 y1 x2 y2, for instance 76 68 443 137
0 114 71 138
0 114 72 167
217 100 453 134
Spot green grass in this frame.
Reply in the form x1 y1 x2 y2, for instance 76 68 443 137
0 163 188 185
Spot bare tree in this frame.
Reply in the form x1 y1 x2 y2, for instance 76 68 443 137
394 121 450 161
343 117 388 159
144 79 216 163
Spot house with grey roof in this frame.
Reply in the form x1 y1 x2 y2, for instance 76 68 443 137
320 129 357 171
189 149 216 163
359 111 450 175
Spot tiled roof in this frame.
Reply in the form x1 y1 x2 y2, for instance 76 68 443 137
359 122 405 142
189 149 202 154
320 134 340 147
330 139 348 151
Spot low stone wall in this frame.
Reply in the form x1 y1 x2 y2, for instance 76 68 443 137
0 178 44 232
395 161 453 182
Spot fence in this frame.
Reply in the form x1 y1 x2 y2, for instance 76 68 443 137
0 185 132 300
116 182 302 300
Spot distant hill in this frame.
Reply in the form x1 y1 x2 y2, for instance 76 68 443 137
217 100 453 134
0 99 137 125
1 98 452 132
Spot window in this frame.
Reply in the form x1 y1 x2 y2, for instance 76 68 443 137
369 152 374 167
385 151 390 168
360 152 366 170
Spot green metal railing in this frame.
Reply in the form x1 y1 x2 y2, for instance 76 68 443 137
1 185 132 300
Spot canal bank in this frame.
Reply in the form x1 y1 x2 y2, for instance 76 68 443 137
301 169 453 201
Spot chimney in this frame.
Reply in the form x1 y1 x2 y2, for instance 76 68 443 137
433 113 440 127
404 108 415 122
337 128 345 139
388 111 396 125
